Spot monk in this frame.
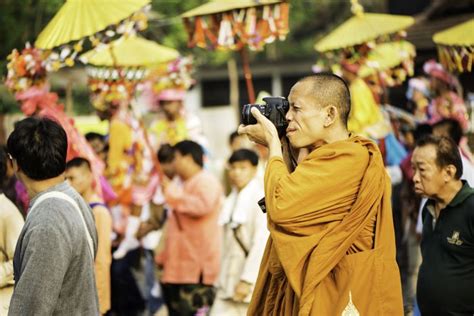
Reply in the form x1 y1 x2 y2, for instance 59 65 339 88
238 74 403 316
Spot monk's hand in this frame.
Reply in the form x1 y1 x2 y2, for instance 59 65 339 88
233 280 252 302
238 107 279 147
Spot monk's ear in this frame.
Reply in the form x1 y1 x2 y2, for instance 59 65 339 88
324 105 338 127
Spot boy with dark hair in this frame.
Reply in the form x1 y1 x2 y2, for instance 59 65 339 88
7 117 99 315
211 149 268 315
66 157 112 315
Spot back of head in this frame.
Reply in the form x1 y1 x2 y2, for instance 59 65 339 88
85 132 105 143
413 123 432 142
174 140 204 167
157 144 175 164
7 116 67 181
229 149 259 166
432 118 463 145
296 74 351 127
66 157 91 171
0 145 7 183
416 135 463 179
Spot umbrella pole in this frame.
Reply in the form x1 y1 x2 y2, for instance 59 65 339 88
239 47 256 103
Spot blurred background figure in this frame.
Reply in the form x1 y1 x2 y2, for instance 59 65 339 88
432 118 474 186
136 144 178 316
406 77 431 122
211 149 268 316
149 89 189 148
156 140 223 316
424 60 469 132
85 132 108 162
65 157 112 315
0 146 24 316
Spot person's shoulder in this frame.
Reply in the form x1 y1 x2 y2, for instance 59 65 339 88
200 169 221 184
0 194 22 219
313 138 369 165
92 203 111 219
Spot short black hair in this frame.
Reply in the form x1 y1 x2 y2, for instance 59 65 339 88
229 149 259 166
0 146 7 182
413 123 432 142
85 132 105 143
416 135 463 179
174 140 204 167
157 144 175 164
432 118 463 145
229 131 240 145
297 74 351 126
7 116 68 180
66 157 91 171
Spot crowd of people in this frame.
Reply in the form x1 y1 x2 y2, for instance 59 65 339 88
0 63 473 316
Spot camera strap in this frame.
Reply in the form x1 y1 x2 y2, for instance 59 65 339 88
227 194 250 257
232 225 249 257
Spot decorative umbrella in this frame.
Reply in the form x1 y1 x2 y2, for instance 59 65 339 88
35 0 151 70
314 1 414 53
181 0 289 103
80 35 180 111
358 41 416 86
433 19 474 72
80 35 180 67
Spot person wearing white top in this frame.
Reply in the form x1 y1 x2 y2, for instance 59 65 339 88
210 149 268 316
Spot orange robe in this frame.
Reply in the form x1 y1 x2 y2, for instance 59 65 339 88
248 135 403 316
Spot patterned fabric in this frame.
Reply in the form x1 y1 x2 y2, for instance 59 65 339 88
162 283 216 316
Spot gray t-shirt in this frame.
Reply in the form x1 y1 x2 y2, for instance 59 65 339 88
8 181 99 316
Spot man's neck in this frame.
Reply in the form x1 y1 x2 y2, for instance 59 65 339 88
23 174 65 199
182 166 201 181
83 187 98 203
433 180 463 217
309 126 350 151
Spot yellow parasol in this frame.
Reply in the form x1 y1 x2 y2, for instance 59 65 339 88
36 0 150 49
181 0 289 103
358 41 415 79
314 1 414 52
80 36 179 67
433 19 474 72
34 0 150 71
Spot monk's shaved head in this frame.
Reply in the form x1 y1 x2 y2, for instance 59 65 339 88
292 74 351 127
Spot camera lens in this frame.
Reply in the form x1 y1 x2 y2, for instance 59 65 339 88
242 104 257 125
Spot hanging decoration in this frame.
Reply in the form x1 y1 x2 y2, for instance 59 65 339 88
358 41 416 87
5 44 48 94
433 19 474 73
182 0 290 103
148 56 195 94
182 0 288 51
88 77 136 112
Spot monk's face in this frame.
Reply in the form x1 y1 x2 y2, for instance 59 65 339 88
228 160 257 191
286 82 328 149
411 145 449 198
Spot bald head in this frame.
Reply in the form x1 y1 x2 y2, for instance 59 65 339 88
292 74 351 127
